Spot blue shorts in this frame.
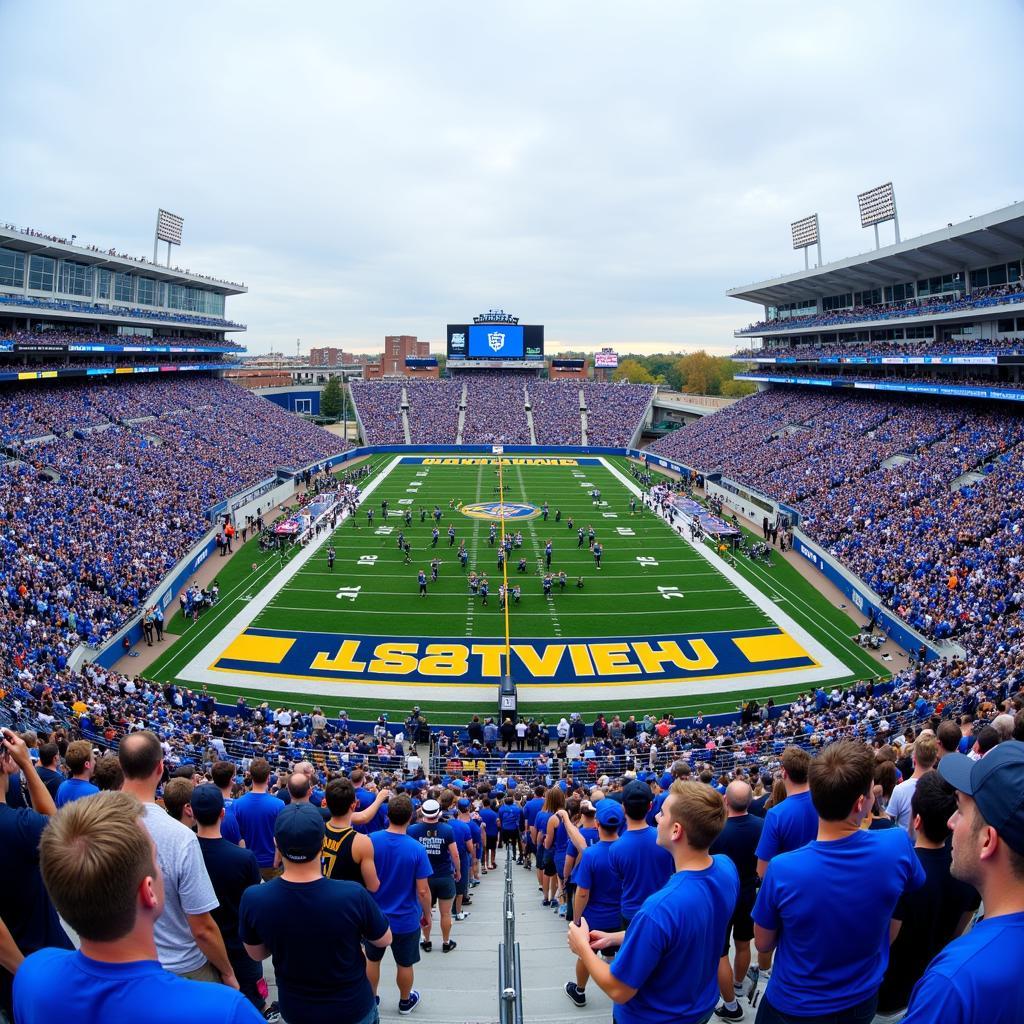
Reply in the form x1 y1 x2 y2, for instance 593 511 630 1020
429 876 456 903
364 929 421 968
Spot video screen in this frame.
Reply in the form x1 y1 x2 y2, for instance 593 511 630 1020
447 323 544 361
469 324 524 358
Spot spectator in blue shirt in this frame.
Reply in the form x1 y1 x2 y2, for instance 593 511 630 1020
13 790 263 1024
55 740 99 808
752 740 926 1024
232 759 282 878
902 740 1024 1024
607 780 674 927
368 794 432 1016
568 781 739 1024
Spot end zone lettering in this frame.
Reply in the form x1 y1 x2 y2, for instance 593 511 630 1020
421 457 580 466
212 626 817 687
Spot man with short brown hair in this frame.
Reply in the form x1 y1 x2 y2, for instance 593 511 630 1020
233 759 282 877
752 741 925 1024
568 780 738 1024
12 790 262 1024
55 740 98 807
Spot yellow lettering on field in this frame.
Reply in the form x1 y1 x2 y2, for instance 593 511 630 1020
568 644 595 676
514 644 566 677
311 639 366 673
369 642 420 675
423 458 440 464
633 640 718 674
590 643 641 676
419 644 470 676
471 644 505 677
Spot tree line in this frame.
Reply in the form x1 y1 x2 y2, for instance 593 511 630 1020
610 351 755 396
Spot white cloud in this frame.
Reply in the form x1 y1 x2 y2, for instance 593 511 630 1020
1 0 1021 356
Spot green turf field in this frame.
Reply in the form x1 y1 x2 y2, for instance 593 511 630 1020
147 454 885 723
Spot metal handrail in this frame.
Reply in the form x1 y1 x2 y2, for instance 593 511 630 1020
498 845 523 1024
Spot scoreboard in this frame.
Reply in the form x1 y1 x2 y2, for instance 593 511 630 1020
447 311 544 367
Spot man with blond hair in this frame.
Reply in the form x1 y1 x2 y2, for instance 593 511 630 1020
12 790 262 1024
568 781 739 1024
887 733 938 831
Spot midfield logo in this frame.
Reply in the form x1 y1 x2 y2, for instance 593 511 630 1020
488 332 505 352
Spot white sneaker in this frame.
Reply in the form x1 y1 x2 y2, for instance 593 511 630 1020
454 911 470 921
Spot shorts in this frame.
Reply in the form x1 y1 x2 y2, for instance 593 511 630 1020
486 834 498 852
456 858 471 897
428 876 456 904
500 830 520 847
542 849 557 877
720 890 756 956
524 834 536 853
364 928 421 968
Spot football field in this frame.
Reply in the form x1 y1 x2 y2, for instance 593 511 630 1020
148 454 883 723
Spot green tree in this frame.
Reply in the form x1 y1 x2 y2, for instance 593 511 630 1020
612 358 657 384
721 378 756 397
320 376 344 419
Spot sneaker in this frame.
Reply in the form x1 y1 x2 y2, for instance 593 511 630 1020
420 940 432 952
542 899 551 907
469 880 480 887
442 940 457 953
564 982 586 1007
263 1003 281 1024
454 911 470 921
398 991 421 1015
714 1005 744 1021
558 904 567 918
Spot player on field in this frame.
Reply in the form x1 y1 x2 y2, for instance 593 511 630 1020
327 546 335 571
448 525 456 546
418 570 427 596
431 527 439 547
489 524 497 546
480 578 489 605
593 541 603 570
545 541 553 568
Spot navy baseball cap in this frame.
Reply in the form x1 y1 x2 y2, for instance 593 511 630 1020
938 740 1024 856
274 803 326 862
189 784 224 824
595 799 624 828
622 780 654 812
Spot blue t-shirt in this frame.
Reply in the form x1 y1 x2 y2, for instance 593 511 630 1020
752 828 925 1015
233 792 283 867
221 801 242 846
754 790 818 863
498 803 523 831
449 817 472 861
55 777 100 807
901 911 1024 1024
524 797 544 828
370 830 432 934
479 807 500 837
408 821 457 877
240 876 388 1024
534 809 551 843
13 950 263 1024
607 826 674 920
467 818 482 855
611 858 739 1024
572 840 622 930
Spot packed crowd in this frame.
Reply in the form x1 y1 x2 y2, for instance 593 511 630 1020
2 670 1022 1024
460 372 532 445
0 359 239 377
349 380 406 444
733 335 1024 361
582 381 654 446
0 294 243 330
404 380 460 444
351 374 652 448
739 369 1024 392
0 328 244 352
1 376 347 668
737 283 1024 334
1 223 246 288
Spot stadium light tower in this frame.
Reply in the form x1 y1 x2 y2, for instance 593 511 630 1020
791 214 821 270
857 182 900 250
153 209 184 267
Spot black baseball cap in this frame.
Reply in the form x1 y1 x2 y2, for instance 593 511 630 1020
189 784 224 826
622 780 654 818
274 803 326 862
938 740 1024 856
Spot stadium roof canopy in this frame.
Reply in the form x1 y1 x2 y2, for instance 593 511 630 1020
0 226 246 295
727 201 1024 307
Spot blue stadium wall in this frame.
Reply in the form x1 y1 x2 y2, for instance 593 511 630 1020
262 389 321 415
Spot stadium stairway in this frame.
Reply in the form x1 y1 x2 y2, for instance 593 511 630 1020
457 382 467 444
401 386 412 444
525 384 538 445
579 388 588 444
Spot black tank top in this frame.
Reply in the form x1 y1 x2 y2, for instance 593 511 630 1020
322 824 364 885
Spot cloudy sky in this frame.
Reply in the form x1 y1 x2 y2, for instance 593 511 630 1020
2 1 1022 356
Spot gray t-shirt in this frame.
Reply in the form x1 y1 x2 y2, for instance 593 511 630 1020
143 802 219 974
886 777 919 832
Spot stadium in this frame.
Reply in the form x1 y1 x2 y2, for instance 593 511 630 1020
3 9 1023 1021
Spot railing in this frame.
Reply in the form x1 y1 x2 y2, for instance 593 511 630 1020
497 845 524 1024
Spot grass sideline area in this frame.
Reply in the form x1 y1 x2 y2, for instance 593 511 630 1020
145 453 885 724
